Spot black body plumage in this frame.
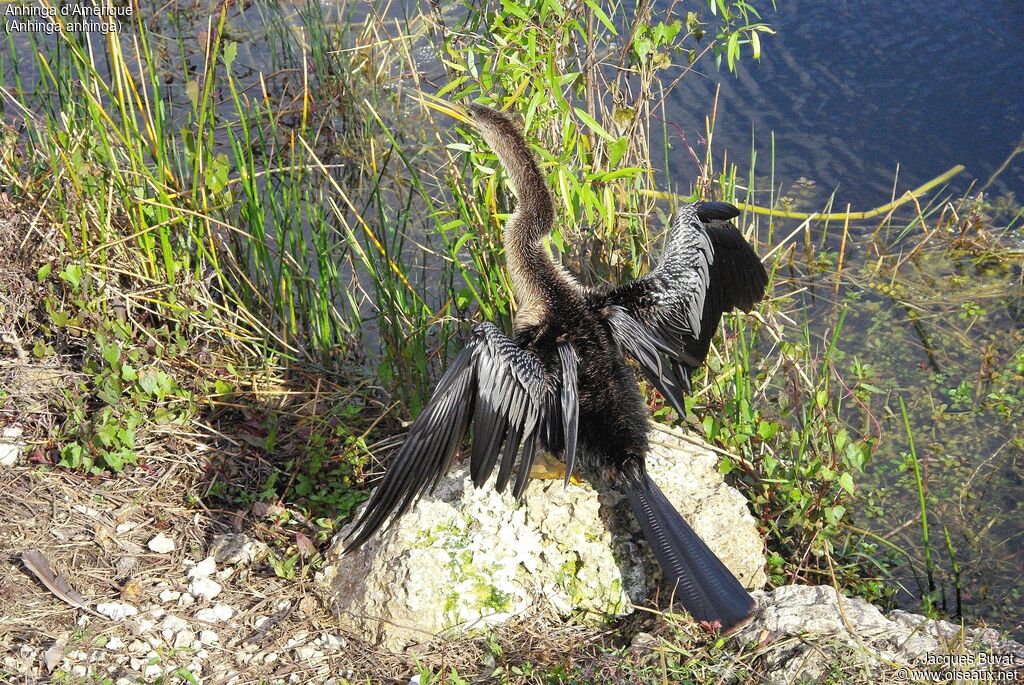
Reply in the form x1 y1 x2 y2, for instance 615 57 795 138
345 106 768 632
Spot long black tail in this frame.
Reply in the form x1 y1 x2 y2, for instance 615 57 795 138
620 460 755 632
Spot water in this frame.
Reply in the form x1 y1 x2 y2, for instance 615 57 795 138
662 0 1024 207
657 0 1024 634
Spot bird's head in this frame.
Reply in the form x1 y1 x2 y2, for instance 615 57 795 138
415 95 521 156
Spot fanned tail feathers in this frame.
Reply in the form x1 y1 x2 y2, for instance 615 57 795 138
620 460 755 631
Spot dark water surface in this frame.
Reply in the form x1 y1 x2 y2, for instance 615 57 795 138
655 0 1024 635
661 0 1024 207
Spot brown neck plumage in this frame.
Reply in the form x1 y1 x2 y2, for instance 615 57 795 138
471 107 580 327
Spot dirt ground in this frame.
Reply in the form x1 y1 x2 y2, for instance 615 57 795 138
0 437 617 684
2 441 371 683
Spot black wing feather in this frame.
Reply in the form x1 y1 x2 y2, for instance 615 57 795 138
345 350 476 550
557 342 579 486
604 306 689 415
681 220 770 365
512 418 540 499
604 205 713 361
603 202 768 410
693 201 742 222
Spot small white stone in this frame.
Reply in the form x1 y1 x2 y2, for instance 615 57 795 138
158 590 180 604
253 616 269 629
199 630 219 645
72 665 88 677
213 603 234 621
195 602 234 623
0 442 21 466
143 663 162 678
160 615 189 633
263 651 279 664
129 657 146 670
115 522 136 534
194 608 217 622
177 593 195 608
128 640 148 655
149 608 166 619
295 645 317 660
130 618 154 636
105 637 125 650
97 602 139 621
188 577 222 600
321 633 346 651
147 533 175 554
187 557 216 579
173 630 195 649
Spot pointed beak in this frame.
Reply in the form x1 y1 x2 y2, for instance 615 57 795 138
413 92 472 124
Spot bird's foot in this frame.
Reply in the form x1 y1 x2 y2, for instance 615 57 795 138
529 452 582 485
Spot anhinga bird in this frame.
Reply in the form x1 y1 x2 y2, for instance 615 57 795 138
346 103 768 632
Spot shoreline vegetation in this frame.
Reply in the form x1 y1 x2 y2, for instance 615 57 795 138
1 0 1022 681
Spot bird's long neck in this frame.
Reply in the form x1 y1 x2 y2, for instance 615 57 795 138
478 121 580 327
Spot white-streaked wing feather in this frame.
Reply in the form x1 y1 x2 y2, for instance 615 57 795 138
344 322 578 550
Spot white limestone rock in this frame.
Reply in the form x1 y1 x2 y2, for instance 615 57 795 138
734 585 1024 683
320 425 765 649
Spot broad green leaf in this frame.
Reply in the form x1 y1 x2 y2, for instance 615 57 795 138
607 136 628 167
573 107 615 142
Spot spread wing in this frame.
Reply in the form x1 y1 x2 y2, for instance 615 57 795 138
603 202 768 414
345 322 578 551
